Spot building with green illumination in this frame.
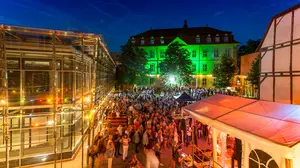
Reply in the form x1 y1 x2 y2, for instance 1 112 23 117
131 20 239 87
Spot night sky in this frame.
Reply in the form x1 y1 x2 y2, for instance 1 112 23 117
0 0 299 51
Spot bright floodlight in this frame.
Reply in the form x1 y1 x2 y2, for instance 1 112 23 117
169 76 175 84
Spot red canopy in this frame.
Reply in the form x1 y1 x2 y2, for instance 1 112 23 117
183 94 300 147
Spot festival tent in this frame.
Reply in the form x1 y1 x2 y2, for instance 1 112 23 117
175 92 195 102
183 94 300 168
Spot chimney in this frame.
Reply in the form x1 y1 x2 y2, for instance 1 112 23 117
205 24 208 27
150 26 152 30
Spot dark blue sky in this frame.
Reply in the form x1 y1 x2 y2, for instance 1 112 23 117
0 0 299 51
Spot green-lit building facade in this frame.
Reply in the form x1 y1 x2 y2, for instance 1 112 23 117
132 20 239 87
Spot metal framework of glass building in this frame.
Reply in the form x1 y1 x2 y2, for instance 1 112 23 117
0 24 116 167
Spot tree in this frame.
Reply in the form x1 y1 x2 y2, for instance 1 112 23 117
213 55 237 88
247 56 260 87
160 42 192 86
237 39 261 73
118 41 148 86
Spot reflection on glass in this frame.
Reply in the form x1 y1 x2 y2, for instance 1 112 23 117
24 60 50 70
7 59 19 69
8 71 20 106
24 71 51 105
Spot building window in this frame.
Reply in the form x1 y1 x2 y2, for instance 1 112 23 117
203 64 207 72
150 37 155 45
191 50 196 57
196 35 200 43
191 64 196 72
224 34 229 42
149 50 154 58
131 37 135 44
150 63 155 72
206 34 211 43
202 78 207 86
160 36 164 44
225 48 231 56
160 50 165 58
214 49 219 57
249 149 279 168
141 37 145 45
203 49 207 57
215 34 220 43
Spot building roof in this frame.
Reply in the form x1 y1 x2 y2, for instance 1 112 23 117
134 26 232 37
183 94 300 147
256 4 300 51
240 52 260 75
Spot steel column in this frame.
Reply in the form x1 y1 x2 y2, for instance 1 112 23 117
0 27 9 168
52 31 58 168
81 36 85 168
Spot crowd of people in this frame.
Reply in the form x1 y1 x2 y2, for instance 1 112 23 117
89 87 216 168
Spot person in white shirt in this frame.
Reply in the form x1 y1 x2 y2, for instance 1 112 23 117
121 134 131 161
100 125 107 137
117 125 123 136
145 149 159 168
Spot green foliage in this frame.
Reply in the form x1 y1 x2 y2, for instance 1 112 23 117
213 55 237 88
118 41 148 85
160 42 192 86
247 56 260 87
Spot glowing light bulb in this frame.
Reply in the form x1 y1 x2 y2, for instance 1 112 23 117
48 120 54 125
35 123 39 126
0 100 6 104
84 96 91 102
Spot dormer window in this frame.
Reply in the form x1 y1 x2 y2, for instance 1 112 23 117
150 37 155 45
215 34 220 43
196 35 200 43
206 34 211 43
131 37 135 44
141 37 145 45
224 34 229 42
160 36 164 44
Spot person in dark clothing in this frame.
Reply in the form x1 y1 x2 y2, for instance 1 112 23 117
174 146 183 168
112 130 121 157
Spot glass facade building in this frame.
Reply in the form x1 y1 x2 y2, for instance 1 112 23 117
0 25 116 167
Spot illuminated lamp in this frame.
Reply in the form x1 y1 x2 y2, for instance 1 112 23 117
47 98 52 103
84 96 91 103
169 76 175 84
12 90 16 94
35 123 39 126
0 100 6 104
48 120 54 125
